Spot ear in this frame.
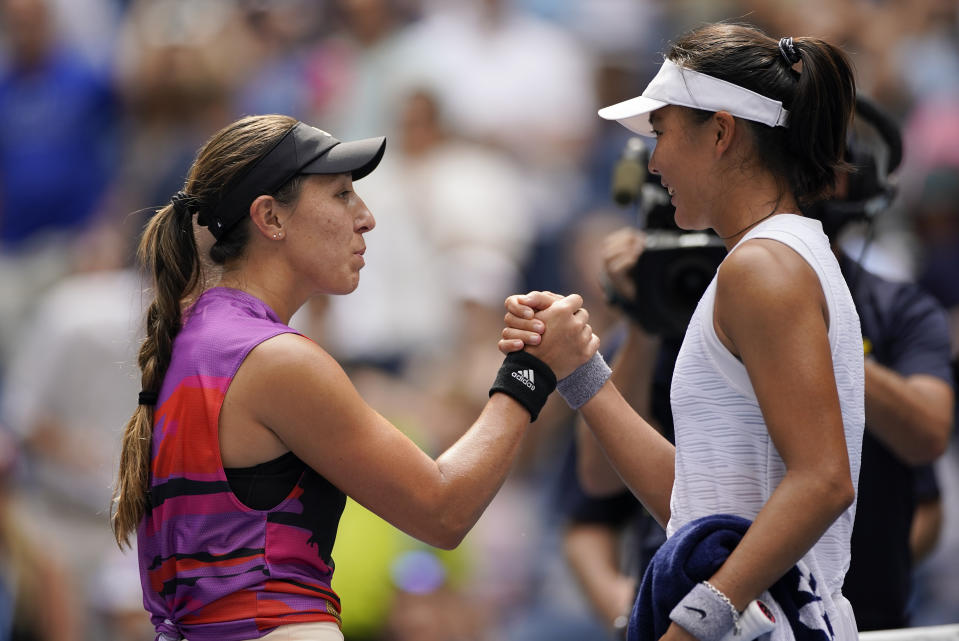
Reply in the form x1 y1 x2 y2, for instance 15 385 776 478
248 195 286 240
712 111 737 157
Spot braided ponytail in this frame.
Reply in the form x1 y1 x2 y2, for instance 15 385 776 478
112 200 200 546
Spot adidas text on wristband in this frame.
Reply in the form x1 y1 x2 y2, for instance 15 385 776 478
489 351 557 422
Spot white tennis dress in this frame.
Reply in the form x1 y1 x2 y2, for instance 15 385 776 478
667 214 865 641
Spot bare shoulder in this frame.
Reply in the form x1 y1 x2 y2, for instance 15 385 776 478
716 238 823 313
714 238 828 355
238 331 365 423
245 332 342 379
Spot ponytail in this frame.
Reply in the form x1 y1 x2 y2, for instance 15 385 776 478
112 200 200 547
783 37 856 202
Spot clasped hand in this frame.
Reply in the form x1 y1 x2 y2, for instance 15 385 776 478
498 291 600 379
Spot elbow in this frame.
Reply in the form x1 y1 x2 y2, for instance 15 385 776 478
890 421 951 466
797 466 855 520
835 479 856 514
425 522 469 551
412 524 466 551
907 426 950 465
825 473 856 517
420 508 473 550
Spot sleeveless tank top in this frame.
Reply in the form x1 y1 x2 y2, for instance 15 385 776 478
138 287 347 641
667 215 864 637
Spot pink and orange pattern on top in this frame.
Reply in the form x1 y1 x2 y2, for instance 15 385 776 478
138 287 345 641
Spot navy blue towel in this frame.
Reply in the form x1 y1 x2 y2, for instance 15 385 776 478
628 514 833 641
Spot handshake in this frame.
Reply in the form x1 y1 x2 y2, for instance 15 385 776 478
489 291 612 421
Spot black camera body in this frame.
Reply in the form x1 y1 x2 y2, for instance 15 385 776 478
630 183 726 338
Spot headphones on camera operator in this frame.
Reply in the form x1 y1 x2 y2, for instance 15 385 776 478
607 94 902 339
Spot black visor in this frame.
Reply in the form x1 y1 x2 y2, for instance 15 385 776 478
203 122 386 239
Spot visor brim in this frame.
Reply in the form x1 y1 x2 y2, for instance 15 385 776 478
302 136 387 180
598 95 667 137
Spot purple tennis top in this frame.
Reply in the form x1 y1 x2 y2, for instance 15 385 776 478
138 287 346 641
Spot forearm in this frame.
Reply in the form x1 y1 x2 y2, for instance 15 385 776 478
576 325 661 496
579 381 674 527
430 394 531 548
706 470 854 610
564 522 636 628
863 361 953 464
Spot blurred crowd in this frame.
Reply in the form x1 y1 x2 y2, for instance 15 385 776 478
0 0 957 639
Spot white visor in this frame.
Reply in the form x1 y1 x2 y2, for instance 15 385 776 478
598 59 790 136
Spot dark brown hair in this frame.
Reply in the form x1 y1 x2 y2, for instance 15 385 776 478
668 23 856 205
112 114 304 546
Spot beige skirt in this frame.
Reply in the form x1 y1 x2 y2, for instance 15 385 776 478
247 622 344 641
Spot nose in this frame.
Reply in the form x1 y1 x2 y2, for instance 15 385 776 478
355 195 375 233
648 147 660 176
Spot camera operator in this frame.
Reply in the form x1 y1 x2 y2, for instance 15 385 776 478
559 96 954 637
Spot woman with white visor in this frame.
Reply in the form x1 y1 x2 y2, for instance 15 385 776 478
501 22 864 641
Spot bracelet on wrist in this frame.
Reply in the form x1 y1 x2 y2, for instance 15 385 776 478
489 351 557 421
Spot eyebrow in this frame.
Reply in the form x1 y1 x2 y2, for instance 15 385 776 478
328 173 351 189
649 112 660 127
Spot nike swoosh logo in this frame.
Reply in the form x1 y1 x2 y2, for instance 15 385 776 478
684 606 707 619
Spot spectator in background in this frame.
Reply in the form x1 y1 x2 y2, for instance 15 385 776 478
0 428 84 641
913 166 959 345
109 0 244 240
319 88 534 374
0 0 118 367
902 101 959 624
231 0 333 122
396 0 597 295
306 0 420 141
0 223 147 640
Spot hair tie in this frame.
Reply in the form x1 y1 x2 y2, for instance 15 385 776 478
170 190 194 215
171 190 212 227
778 37 801 65
138 390 159 406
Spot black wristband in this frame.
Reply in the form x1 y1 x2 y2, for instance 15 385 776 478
489 351 557 421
